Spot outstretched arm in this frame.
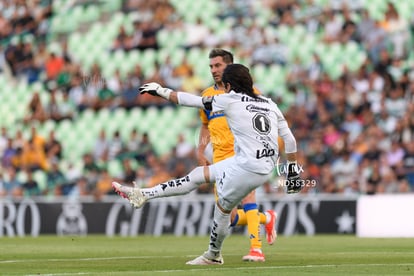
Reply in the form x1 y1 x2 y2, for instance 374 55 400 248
275 106 302 194
139 82 213 110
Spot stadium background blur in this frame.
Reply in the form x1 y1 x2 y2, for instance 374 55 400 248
0 0 413 200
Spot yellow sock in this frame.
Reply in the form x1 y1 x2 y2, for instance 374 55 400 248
244 203 262 249
232 210 267 226
234 209 247 225
259 212 267 224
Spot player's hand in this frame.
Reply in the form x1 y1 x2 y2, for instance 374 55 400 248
286 162 303 194
138 82 172 100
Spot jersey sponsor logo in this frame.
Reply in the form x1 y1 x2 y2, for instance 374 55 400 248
246 104 270 113
256 148 275 159
241 96 269 103
207 110 224 120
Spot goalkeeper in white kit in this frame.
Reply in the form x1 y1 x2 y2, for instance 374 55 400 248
113 64 302 265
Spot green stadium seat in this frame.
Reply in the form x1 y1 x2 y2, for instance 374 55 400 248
33 170 47 191
82 5 101 22
107 159 123 177
100 0 122 12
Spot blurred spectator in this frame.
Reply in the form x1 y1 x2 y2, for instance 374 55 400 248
0 14 12 41
16 40 39 83
145 161 171 188
112 26 133 51
122 129 141 160
93 169 114 201
403 141 414 188
175 133 194 159
59 91 76 119
134 20 160 50
377 169 399 194
376 108 397 134
0 127 8 157
96 82 116 110
84 64 103 110
68 75 88 112
67 177 90 198
0 167 23 197
82 153 101 190
183 18 210 49
120 78 139 109
385 85 407 118
356 9 376 43
23 91 47 124
1 138 17 169
181 67 204 94
44 52 65 82
107 69 123 95
62 162 82 195
46 88 73 121
159 56 181 90
338 6 357 43
135 132 155 163
173 56 193 83
251 36 288 66
120 159 136 184
128 64 144 88
21 137 48 171
56 62 72 91
133 166 149 188
44 130 62 162
322 9 342 43
107 130 124 160
22 169 41 196
330 150 358 192
378 2 409 59
45 160 66 196
93 129 109 162
386 141 405 168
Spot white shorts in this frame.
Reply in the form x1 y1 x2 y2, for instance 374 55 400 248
209 157 272 211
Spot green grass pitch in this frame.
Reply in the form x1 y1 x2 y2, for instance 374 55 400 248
0 235 413 275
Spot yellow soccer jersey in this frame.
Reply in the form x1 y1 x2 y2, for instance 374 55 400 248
199 85 261 163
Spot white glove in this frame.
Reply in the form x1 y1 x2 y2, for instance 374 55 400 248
138 82 172 100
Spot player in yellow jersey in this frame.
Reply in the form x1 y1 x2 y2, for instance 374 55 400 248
197 49 277 262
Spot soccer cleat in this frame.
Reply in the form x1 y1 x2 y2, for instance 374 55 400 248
186 252 224 265
242 248 265 262
265 210 277 245
111 182 147 209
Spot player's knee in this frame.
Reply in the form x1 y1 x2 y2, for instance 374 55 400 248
217 199 232 214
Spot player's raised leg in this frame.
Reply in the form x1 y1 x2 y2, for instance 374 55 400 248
112 166 210 208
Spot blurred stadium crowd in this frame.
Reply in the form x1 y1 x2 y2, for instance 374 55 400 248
0 0 414 199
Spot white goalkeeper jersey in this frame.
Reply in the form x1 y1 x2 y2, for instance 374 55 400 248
211 91 291 174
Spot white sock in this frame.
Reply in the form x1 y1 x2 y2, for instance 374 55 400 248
140 166 206 200
207 204 231 257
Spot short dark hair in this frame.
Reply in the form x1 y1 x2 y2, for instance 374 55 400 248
209 48 234 64
222 64 256 98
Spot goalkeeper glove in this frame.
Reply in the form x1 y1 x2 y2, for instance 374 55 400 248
139 82 172 100
286 161 303 194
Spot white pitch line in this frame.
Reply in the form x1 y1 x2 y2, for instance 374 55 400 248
0 255 181 264
2 251 414 264
132 263 414 274
21 263 414 276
